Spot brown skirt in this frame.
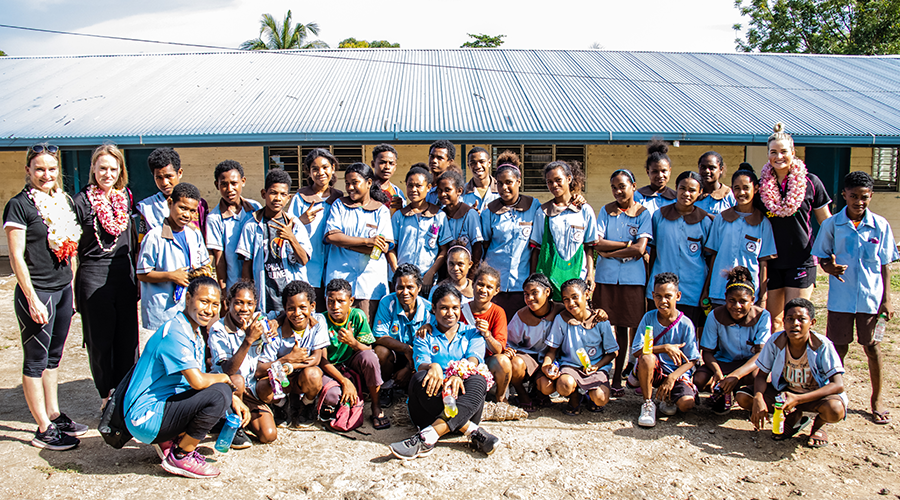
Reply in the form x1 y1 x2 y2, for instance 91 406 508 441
593 283 645 329
559 366 610 390
516 352 541 377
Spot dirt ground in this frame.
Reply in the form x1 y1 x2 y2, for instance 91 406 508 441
0 270 899 500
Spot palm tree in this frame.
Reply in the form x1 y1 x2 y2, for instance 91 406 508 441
240 10 328 50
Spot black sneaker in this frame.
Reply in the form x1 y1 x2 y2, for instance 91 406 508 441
32 423 80 450
290 401 317 428
52 413 88 437
389 433 435 460
272 400 290 428
470 428 500 455
711 391 733 416
230 428 252 449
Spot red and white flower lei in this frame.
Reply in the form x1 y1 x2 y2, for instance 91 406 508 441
444 359 494 390
87 185 129 236
27 187 82 263
760 158 808 218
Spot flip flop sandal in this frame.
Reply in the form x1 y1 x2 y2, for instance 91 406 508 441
873 410 892 425
562 403 582 416
372 414 391 430
772 415 812 441
586 399 605 413
610 386 626 398
808 428 829 448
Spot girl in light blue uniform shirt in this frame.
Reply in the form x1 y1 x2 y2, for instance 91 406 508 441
695 151 736 218
437 170 483 257
647 171 712 329
634 140 677 216
287 149 343 312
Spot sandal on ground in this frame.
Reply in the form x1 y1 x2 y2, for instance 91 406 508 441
585 399 605 413
562 394 583 416
610 386 626 398
808 428 829 448
772 414 812 441
372 414 391 430
873 410 892 425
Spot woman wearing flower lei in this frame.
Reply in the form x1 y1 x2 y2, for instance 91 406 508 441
73 144 139 410
759 123 832 332
3 143 87 451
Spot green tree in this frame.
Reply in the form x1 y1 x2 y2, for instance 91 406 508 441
734 0 900 54
460 33 506 48
338 37 399 48
240 10 328 50
0 50 6 56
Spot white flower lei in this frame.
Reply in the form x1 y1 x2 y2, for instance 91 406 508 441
27 187 82 262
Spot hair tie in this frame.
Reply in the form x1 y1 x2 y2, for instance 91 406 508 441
448 245 471 258
612 169 636 183
497 163 521 174
725 282 755 293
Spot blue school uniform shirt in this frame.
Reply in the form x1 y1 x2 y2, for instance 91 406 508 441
812 207 900 314
137 220 211 330
594 202 653 286
136 192 168 233
124 313 205 444
425 187 440 206
530 201 599 279
694 185 736 217
206 198 262 290
705 208 778 302
413 319 486 370
286 188 343 288
632 310 701 376
701 307 772 364
324 197 394 300
208 315 266 393
259 313 330 362
480 196 541 292
756 330 847 407
647 205 712 306
443 202 483 253
373 294 433 345
545 311 619 372
461 177 501 213
391 205 452 278
506 303 565 356
235 208 314 314
634 186 677 216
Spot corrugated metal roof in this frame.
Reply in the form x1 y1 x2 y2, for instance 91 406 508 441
1 49 899 147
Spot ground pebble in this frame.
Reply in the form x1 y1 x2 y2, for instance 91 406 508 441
878 488 890 496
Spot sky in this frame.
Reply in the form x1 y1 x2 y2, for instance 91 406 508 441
0 0 746 56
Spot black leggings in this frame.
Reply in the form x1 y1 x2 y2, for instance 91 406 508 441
16 285 74 378
408 371 486 432
152 383 231 444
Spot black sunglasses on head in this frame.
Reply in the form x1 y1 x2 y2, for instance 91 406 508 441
30 144 59 154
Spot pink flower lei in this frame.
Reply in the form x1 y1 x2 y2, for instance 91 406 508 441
444 359 494 390
759 158 808 218
86 185 129 236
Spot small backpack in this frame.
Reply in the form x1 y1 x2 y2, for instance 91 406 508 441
317 367 365 432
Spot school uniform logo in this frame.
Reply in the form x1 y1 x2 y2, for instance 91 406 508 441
588 347 597 357
745 241 758 253
391 324 400 335
628 225 638 237
458 235 470 246
520 224 532 239
432 344 440 353
688 242 700 253
571 225 585 244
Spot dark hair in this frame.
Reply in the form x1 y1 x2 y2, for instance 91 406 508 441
610 168 636 184
438 169 465 191
560 278 590 294
467 146 489 161
345 162 391 204
447 245 472 261
731 167 765 212
214 160 244 182
227 279 258 303
676 170 703 187
326 278 353 296
170 182 201 203
698 151 724 169
724 266 755 299
303 148 338 187
393 263 424 288
785 297 815 320
406 165 433 185
431 283 463 305
372 144 398 163
473 262 501 285
497 149 521 167
739 162 753 171
282 280 316 307
523 273 553 291
430 140 456 161
844 171 874 191
265 168 292 191
148 147 181 173
654 272 680 288
495 163 521 180
187 276 218 297
645 139 671 171
543 160 585 194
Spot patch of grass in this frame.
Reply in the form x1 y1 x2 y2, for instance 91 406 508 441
891 273 900 292
816 274 829 284
33 463 82 476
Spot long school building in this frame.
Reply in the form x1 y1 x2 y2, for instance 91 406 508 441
1 49 899 255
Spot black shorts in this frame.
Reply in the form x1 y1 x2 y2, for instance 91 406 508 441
768 265 816 290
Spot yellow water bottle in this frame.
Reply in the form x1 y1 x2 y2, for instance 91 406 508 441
370 234 384 260
576 348 591 371
642 326 654 355
772 393 785 435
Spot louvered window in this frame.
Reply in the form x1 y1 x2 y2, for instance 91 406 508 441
491 145 585 192
268 146 363 191
872 147 899 192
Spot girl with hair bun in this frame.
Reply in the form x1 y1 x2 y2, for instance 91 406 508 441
634 139 677 215
694 266 772 416
760 122 832 333
695 151 736 217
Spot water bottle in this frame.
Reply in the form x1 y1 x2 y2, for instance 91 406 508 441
268 361 288 399
701 298 712 316
576 348 591 371
772 393 785 435
370 234 384 260
214 412 242 453
442 385 458 419
642 326 654 355
174 285 185 302
427 224 439 248
874 313 888 343
548 361 560 377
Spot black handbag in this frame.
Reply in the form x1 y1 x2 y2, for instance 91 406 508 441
98 366 136 449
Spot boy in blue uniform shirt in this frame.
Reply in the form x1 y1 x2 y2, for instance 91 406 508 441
206 160 261 294
136 147 208 238
813 171 898 425
137 183 211 331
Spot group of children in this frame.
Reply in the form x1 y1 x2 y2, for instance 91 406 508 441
127 129 896 473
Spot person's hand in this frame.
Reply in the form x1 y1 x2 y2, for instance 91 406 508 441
780 391 799 414
584 363 598 375
282 344 309 365
423 364 444 397
719 375 739 394
821 255 848 282
502 347 516 359
368 235 389 253
445 375 465 399
337 327 356 347
339 377 358 405
585 279 595 294
879 298 894 321
245 314 265 343
423 270 436 288
169 267 190 287
232 395 251 426
571 194 587 208
272 219 298 244
27 294 50 324
299 203 323 225
416 323 433 339
660 343 688 365
750 395 769 431
541 362 560 381
390 196 404 210
656 373 676 403
475 319 490 336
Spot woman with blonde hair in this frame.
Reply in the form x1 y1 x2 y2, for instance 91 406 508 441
73 143 139 409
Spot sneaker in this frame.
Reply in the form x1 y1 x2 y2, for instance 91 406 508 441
712 392 733 416
658 399 678 416
52 413 88 437
31 423 80 450
290 401 317 428
638 400 657 427
162 450 220 479
272 401 290 428
469 428 501 456
230 428 252 449
389 433 435 460
152 440 175 460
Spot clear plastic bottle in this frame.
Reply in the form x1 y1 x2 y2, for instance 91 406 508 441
370 234 384 260
642 326 654 355
442 385 458 419
268 361 288 399
548 361 560 377
772 393 785 435
874 313 888 343
427 224 439 248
